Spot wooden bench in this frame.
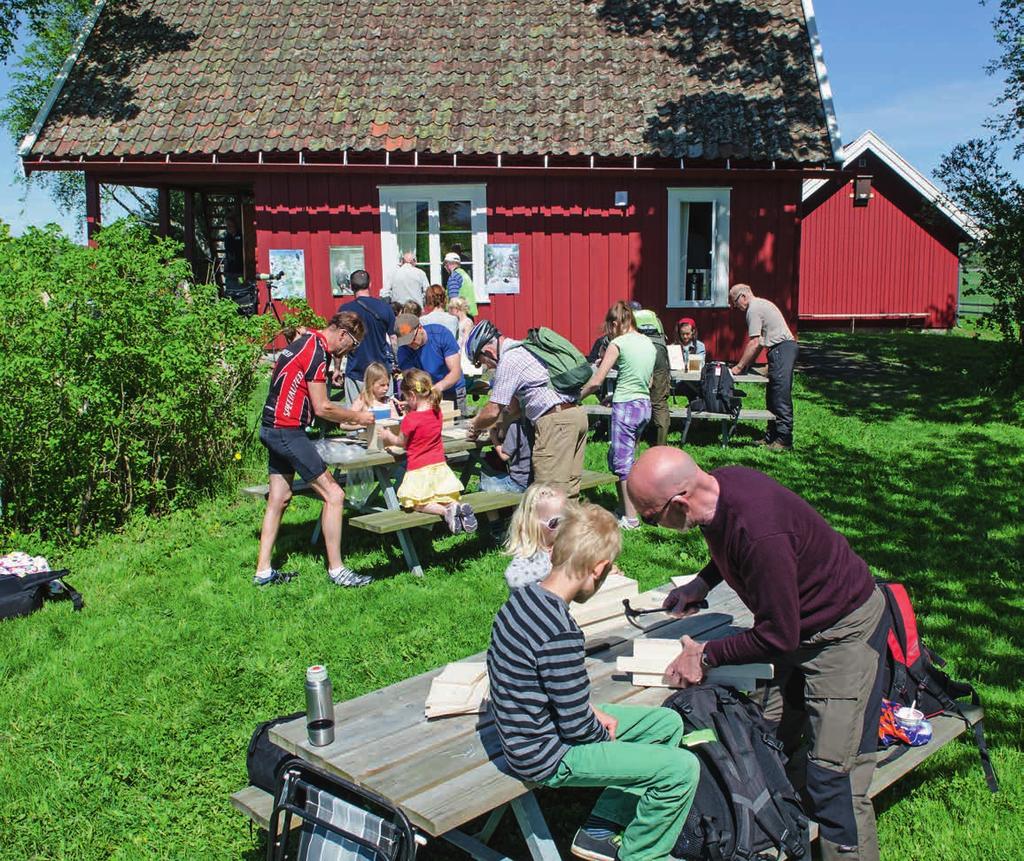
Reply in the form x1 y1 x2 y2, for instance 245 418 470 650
584 404 776 446
230 784 301 832
347 470 616 535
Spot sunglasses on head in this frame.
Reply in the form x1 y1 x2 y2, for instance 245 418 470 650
542 516 562 530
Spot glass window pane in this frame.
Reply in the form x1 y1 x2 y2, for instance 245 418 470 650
682 202 713 302
439 200 471 231
416 201 429 231
441 232 472 261
415 233 430 265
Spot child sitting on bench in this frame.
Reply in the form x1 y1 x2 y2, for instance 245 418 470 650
379 369 477 534
487 503 699 861
349 361 400 418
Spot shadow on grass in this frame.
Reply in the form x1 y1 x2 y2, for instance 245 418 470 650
797 333 1023 425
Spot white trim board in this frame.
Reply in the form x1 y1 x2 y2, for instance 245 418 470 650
802 130 982 240
665 187 731 310
801 0 842 161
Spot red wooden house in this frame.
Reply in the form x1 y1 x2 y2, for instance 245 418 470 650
800 130 978 330
20 0 842 358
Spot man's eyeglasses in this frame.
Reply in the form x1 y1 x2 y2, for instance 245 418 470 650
542 516 561 531
343 329 361 350
639 494 678 527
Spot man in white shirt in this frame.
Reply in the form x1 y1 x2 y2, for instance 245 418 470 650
382 251 428 307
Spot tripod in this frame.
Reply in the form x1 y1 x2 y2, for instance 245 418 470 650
257 271 285 322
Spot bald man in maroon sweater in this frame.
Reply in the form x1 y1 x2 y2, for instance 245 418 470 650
628 447 888 861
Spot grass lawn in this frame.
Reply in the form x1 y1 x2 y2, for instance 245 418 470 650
1 331 1022 860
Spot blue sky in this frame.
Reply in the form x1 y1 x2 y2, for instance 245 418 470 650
0 0 1018 240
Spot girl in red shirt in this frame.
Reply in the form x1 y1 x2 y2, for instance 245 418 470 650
380 369 477 533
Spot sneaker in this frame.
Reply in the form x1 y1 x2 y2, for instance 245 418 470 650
328 566 372 587
253 568 297 586
458 503 478 533
443 502 464 534
618 515 641 530
570 828 621 861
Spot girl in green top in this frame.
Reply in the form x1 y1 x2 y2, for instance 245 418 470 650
581 301 656 528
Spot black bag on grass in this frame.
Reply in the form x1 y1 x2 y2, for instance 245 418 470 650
690 361 743 416
877 580 999 792
0 569 83 621
246 711 305 793
665 684 809 861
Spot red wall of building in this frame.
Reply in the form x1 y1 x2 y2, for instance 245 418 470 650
799 158 964 328
253 170 803 359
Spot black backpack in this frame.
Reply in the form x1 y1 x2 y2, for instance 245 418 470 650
665 685 809 861
877 581 999 792
691 362 743 416
0 569 83 621
246 711 305 793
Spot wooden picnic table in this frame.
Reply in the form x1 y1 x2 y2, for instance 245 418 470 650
260 579 984 859
670 368 768 384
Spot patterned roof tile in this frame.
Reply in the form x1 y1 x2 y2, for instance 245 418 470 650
30 0 832 163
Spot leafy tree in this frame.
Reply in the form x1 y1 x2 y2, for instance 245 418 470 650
0 0 92 215
935 1 1024 348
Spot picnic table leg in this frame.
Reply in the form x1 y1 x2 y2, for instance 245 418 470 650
475 805 508 843
372 465 424 578
510 791 562 861
442 829 514 861
682 411 693 445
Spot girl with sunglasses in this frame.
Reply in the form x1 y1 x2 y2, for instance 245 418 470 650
502 483 567 589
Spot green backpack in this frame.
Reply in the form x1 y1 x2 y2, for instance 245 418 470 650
518 327 593 396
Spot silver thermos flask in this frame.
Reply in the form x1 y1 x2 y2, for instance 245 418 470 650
305 665 335 746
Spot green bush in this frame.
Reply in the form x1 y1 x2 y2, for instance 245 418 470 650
0 219 270 540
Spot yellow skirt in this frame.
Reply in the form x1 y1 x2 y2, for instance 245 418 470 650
397 462 464 509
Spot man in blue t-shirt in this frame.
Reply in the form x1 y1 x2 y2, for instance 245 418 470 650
394 313 467 415
335 270 396 404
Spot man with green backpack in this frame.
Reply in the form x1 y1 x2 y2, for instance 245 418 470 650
466 321 591 498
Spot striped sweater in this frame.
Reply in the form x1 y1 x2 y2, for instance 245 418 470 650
487 582 608 782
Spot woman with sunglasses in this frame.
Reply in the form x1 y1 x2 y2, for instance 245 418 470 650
502 483 567 589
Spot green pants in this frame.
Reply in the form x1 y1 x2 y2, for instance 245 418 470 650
541 704 699 861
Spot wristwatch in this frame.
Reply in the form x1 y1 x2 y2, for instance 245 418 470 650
700 651 712 670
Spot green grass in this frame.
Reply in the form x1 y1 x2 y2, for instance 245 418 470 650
1 332 1022 860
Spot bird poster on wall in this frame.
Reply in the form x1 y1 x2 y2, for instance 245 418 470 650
484 244 520 295
329 246 365 297
267 249 307 299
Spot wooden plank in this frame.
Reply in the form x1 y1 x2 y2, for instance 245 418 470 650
627 672 760 692
583 405 775 422
230 785 301 832
348 491 522 534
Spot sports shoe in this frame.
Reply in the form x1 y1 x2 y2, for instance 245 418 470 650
253 568 297 586
458 503 478 533
570 828 621 861
328 566 372 587
443 502 464 534
618 515 641 530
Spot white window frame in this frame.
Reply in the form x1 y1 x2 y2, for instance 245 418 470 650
378 184 490 303
666 187 731 309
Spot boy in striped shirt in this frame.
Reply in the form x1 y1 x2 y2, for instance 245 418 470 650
487 503 699 861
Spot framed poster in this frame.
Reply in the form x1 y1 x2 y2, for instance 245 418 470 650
483 243 520 295
329 246 365 297
267 249 307 299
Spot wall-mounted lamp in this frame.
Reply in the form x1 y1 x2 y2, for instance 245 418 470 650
614 191 628 207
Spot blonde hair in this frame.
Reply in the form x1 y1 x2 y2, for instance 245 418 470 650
400 368 441 411
448 296 470 316
360 362 390 404
550 503 621 576
604 300 636 340
503 483 566 558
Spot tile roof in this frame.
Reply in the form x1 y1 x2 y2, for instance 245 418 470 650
28 0 834 164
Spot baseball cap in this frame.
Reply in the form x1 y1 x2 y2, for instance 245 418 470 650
443 252 461 264
394 313 421 347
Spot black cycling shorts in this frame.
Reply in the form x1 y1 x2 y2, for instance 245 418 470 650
259 426 327 482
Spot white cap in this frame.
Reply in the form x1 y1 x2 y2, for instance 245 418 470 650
443 252 461 264
306 665 328 682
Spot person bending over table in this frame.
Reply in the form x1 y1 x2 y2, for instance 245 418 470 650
393 313 468 417
488 502 700 861
378 369 477 535
501 482 566 589
256 312 375 589
464 320 589 499
627 447 888 861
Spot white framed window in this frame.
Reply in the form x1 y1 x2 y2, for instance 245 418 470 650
666 187 731 308
378 184 489 303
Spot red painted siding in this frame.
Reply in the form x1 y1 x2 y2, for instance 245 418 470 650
254 171 803 360
799 155 963 328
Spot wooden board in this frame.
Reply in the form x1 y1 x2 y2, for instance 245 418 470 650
347 490 522 534
230 785 301 832
569 575 639 627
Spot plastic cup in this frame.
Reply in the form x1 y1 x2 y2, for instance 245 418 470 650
895 706 924 731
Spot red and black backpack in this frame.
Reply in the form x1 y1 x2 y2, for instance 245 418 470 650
877 581 999 792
